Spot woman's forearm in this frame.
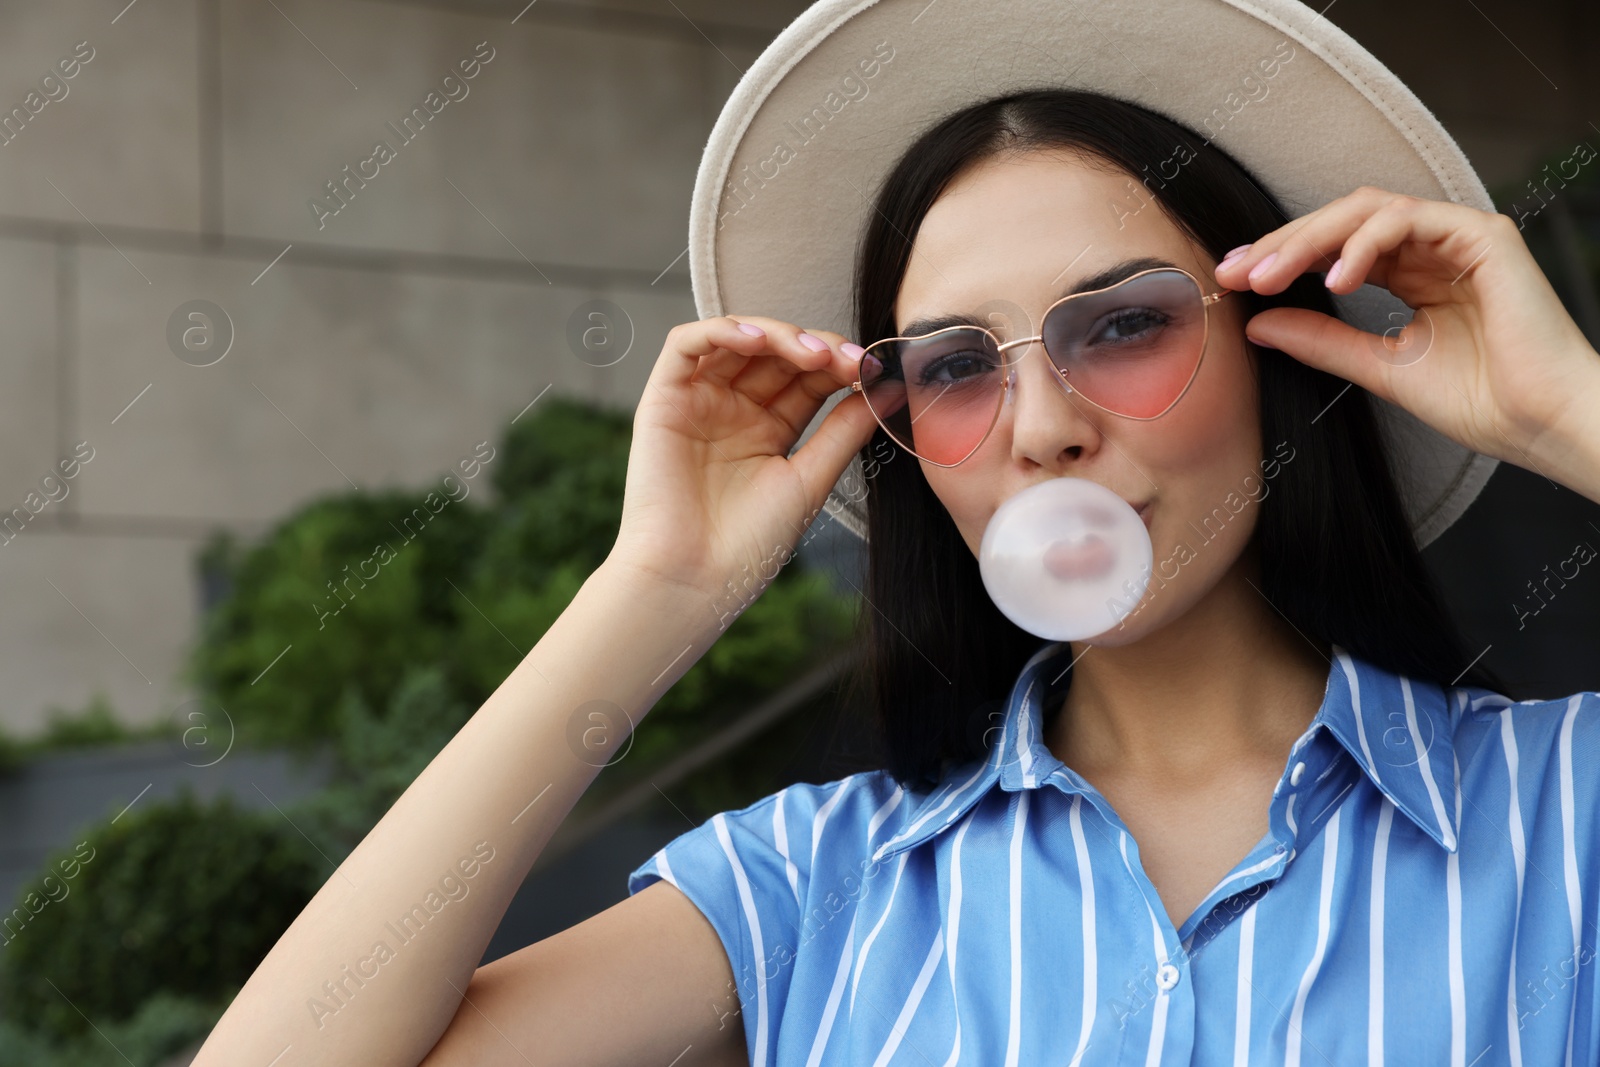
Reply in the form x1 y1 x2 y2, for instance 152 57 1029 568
192 558 724 1067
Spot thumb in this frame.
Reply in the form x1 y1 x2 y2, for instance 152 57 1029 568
787 389 883 511
1244 306 1414 402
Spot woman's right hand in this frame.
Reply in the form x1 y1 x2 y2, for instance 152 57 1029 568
608 315 880 601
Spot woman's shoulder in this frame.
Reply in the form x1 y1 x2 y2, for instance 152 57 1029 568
1452 681 1600 732
1451 680 1600 789
628 769 916 893
689 767 921 863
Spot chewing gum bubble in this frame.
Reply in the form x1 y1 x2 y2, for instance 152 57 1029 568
978 477 1153 640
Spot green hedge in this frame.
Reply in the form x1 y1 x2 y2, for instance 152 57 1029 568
0 791 323 1043
0 992 229 1067
0 694 175 773
184 396 859 816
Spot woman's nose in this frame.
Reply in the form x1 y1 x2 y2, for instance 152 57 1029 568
1002 340 1102 464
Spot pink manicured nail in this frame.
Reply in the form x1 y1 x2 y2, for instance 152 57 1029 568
1221 244 1252 263
841 342 866 361
1247 252 1279 282
1324 258 1344 289
797 332 829 352
737 322 765 336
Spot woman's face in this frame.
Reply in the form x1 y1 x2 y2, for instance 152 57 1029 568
893 148 1264 646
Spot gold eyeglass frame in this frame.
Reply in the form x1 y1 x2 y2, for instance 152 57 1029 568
848 266 1235 468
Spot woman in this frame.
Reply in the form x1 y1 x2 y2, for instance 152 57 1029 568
613 92 1600 1066
197 24 1600 1067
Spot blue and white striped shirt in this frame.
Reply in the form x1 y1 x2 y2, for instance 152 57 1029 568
628 640 1600 1065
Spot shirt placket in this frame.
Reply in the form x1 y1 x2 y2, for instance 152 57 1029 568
1041 768 1197 1066
1042 726 1355 1065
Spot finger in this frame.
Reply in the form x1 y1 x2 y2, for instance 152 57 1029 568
730 357 818 407
756 327 865 426
784 388 882 512
692 349 754 389
703 316 848 395
794 327 852 349
653 316 781 392
1219 190 1489 298
1317 203 1422 297
1214 188 1393 295
731 328 863 406
689 316 810 389
1243 306 1402 400
1323 199 1497 297
729 315 850 371
763 360 864 438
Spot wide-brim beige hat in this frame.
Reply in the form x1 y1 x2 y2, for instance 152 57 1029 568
685 0 1499 548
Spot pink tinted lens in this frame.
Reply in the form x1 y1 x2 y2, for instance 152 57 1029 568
859 327 1005 464
1040 270 1207 418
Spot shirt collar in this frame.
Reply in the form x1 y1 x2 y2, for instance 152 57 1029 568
872 640 1461 864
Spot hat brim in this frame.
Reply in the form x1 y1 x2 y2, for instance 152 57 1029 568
687 0 1499 548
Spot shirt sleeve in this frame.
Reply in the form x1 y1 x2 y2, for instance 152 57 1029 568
627 780 845 1066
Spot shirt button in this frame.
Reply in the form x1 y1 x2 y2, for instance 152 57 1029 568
1156 962 1180 991
1290 760 1306 787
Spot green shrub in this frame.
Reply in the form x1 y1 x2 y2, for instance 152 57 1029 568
184 396 861 817
0 991 228 1067
485 395 633 566
185 487 492 748
0 791 323 1041
0 694 175 773
34 694 131 749
0 729 24 773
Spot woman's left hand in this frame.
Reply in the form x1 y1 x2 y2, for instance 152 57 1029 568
1214 186 1600 495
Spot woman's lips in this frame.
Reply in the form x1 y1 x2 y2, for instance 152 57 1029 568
1014 493 1151 581
1043 533 1116 580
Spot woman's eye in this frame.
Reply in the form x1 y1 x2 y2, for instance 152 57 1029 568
917 350 997 385
1091 307 1168 344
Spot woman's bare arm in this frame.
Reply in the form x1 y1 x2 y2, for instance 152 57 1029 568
419 880 749 1067
191 560 733 1067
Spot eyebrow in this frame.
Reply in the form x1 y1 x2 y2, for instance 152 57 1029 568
897 255 1181 338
